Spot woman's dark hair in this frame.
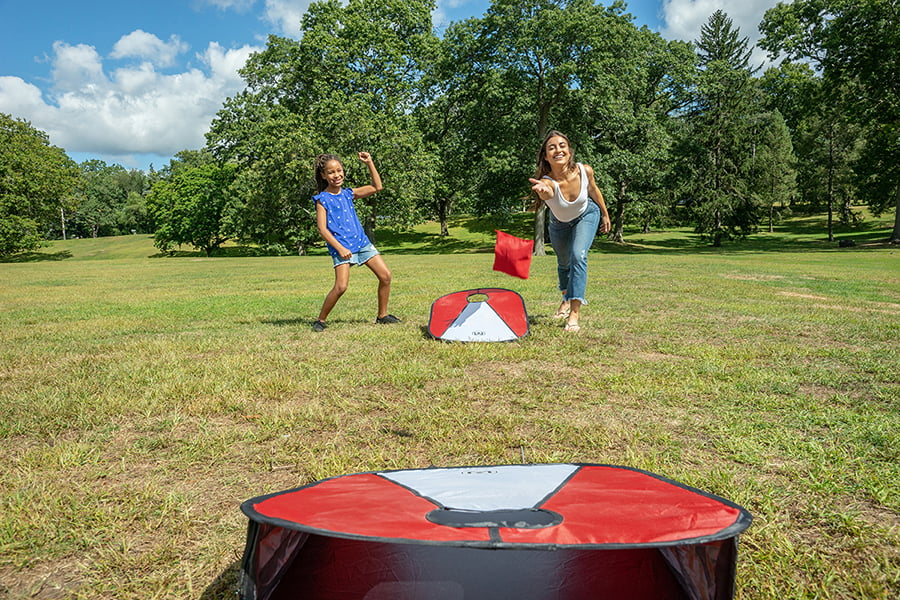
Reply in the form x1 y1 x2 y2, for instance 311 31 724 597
314 153 343 192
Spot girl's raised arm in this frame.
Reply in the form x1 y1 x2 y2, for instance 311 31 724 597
353 152 383 199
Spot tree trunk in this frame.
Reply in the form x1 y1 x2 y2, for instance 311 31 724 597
364 209 376 245
891 180 900 244
827 125 835 242
438 198 450 237
533 206 547 256
610 181 626 243
713 208 722 247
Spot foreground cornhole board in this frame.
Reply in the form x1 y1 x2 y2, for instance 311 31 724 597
239 463 752 600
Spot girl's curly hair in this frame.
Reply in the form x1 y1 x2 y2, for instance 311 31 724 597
314 153 343 192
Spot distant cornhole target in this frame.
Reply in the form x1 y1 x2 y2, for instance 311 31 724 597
428 288 529 342
239 463 752 600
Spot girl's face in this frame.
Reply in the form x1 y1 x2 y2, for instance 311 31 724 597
544 135 571 167
321 160 345 190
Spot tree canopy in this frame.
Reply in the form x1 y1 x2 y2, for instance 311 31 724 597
0 113 80 256
5 0 898 254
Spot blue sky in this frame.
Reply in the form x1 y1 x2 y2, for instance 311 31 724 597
0 0 782 171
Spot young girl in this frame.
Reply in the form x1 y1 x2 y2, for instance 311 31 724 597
311 152 400 332
529 131 611 332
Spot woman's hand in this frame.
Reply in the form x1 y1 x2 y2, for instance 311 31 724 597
529 178 554 201
599 213 611 234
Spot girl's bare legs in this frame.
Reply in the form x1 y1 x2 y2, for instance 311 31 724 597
364 255 393 318
317 263 350 322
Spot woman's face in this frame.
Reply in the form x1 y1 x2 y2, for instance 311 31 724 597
321 159 345 189
544 135 571 168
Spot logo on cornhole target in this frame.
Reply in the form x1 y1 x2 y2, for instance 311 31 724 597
428 288 529 342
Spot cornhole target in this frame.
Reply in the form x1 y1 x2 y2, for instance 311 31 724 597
428 288 529 342
239 463 752 600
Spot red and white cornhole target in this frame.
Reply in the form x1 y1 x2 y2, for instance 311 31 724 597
428 288 529 342
239 463 752 600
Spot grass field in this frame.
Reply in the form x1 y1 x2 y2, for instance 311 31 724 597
1 213 898 599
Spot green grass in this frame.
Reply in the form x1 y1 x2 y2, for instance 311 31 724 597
1 213 898 599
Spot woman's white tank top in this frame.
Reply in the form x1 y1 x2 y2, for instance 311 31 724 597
542 163 589 222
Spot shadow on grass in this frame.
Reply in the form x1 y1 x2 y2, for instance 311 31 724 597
10 213 894 262
200 560 240 600
1 250 73 263
260 317 380 328
599 226 895 254
148 245 274 259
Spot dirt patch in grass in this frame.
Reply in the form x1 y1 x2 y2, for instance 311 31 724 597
0 559 85 600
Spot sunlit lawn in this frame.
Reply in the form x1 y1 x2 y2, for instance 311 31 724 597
1 213 898 599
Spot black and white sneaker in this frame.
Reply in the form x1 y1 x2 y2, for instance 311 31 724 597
311 320 327 332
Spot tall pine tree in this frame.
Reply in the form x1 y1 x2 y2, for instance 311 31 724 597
684 10 761 246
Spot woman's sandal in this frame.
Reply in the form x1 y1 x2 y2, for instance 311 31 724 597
553 308 571 319
564 322 581 332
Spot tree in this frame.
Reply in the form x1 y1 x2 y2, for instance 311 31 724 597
147 163 236 256
760 0 900 242
759 61 861 239
0 113 80 255
683 10 762 246
747 110 796 232
585 26 696 242
63 160 150 239
435 0 635 254
208 0 438 250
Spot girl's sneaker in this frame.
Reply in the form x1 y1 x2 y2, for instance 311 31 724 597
311 320 327 332
375 314 401 324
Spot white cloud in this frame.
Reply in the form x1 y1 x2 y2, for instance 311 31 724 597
199 0 258 11
661 0 788 69
110 30 190 68
262 0 315 38
0 39 261 162
51 42 106 90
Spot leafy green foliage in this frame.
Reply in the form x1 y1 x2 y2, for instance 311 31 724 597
0 113 80 255
760 0 900 241
680 10 765 246
147 163 237 256
208 0 438 249
71 159 150 238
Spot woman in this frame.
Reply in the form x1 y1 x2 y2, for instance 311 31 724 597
529 131 611 332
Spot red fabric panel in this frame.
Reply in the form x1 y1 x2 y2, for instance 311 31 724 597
252 474 493 543
427 291 474 338
484 289 529 337
500 466 744 545
249 466 742 547
493 230 533 279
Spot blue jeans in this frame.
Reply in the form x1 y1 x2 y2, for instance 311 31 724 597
548 202 600 303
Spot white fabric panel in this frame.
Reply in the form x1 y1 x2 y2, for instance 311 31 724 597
440 302 518 342
380 464 579 511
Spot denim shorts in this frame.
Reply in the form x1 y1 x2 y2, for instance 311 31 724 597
332 243 380 267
